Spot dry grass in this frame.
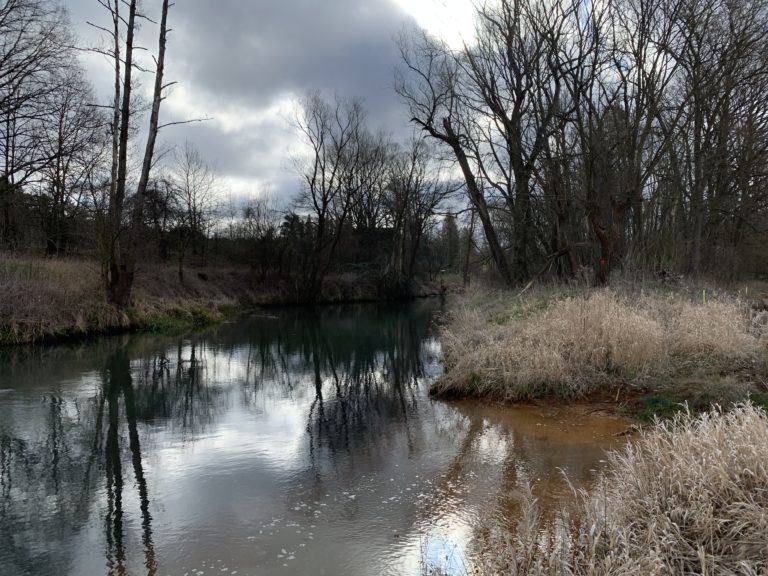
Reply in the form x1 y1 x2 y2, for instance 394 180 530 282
0 254 445 345
0 255 266 345
470 405 768 575
0 257 119 344
435 286 767 400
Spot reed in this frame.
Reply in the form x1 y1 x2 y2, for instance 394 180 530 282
435 286 767 401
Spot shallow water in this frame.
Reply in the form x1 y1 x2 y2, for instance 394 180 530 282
0 301 628 576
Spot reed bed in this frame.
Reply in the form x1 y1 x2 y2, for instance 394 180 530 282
435 286 767 400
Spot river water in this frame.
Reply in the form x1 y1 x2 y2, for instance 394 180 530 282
0 301 628 576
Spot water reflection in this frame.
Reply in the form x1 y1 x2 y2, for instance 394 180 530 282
0 301 628 576
132 341 223 435
103 350 157 576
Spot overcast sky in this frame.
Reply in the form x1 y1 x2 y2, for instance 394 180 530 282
63 0 476 205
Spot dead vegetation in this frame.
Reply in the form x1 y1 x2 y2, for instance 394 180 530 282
0 256 264 345
434 285 768 402
470 405 768 575
0 255 449 345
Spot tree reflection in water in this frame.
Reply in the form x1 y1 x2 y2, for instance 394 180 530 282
0 338 222 576
0 382 105 575
228 303 439 461
132 340 223 436
103 350 157 576
1 300 448 576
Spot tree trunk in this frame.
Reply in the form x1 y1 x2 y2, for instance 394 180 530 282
106 0 137 308
104 0 171 309
441 119 514 287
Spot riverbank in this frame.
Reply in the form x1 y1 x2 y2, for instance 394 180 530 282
468 404 768 575
434 282 768 421
428 283 768 574
0 256 447 346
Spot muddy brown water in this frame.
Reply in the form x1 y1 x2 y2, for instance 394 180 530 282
0 301 629 576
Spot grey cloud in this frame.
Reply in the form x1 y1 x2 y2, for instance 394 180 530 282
171 0 408 109
64 0 421 201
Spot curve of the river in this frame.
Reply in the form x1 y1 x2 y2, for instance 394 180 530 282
0 301 629 576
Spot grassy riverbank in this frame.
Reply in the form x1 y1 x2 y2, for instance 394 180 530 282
0 257 260 345
0 256 446 346
467 404 768 575
427 283 768 575
434 282 768 420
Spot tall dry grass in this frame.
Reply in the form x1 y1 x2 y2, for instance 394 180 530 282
435 287 767 400
470 404 768 575
0 257 119 344
0 255 263 344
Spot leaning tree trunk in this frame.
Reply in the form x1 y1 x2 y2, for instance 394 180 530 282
441 119 515 287
124 0 171 298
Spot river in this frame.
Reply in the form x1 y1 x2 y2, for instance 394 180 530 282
0 301 628 576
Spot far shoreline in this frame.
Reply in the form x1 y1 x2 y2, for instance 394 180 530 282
0 255 451 347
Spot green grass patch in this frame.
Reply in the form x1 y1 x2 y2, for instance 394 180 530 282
190 306 219 328
635 395 691 422
467 372 481 393
217 302 251 317
140 312 193 334
632 373 763 421
138 305 220 335
0 328 20 346
749 392 768 411
493 296 552 325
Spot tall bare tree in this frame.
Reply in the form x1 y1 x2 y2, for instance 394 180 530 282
384 138 456 294
95 0 172 307
396 29 516 286
0 0 72 248
35 66 107 255
294 91 366 301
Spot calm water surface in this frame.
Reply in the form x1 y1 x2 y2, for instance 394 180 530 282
0 301 628 576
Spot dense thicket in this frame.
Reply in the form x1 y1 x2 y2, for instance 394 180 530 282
398 0 768 284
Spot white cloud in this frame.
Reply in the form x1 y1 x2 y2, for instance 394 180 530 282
390 0 477 48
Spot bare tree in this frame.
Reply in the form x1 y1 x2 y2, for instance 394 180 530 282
35 66 108 255
94 0 173 307
396 29 515 286
383 138 456 294
0 0 70 182
293 91 366 301
236 193 283 280
170 142 216 281
0 0 72 248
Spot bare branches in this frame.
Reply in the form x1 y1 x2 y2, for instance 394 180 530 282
157 117 213 130
394 0 768 284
